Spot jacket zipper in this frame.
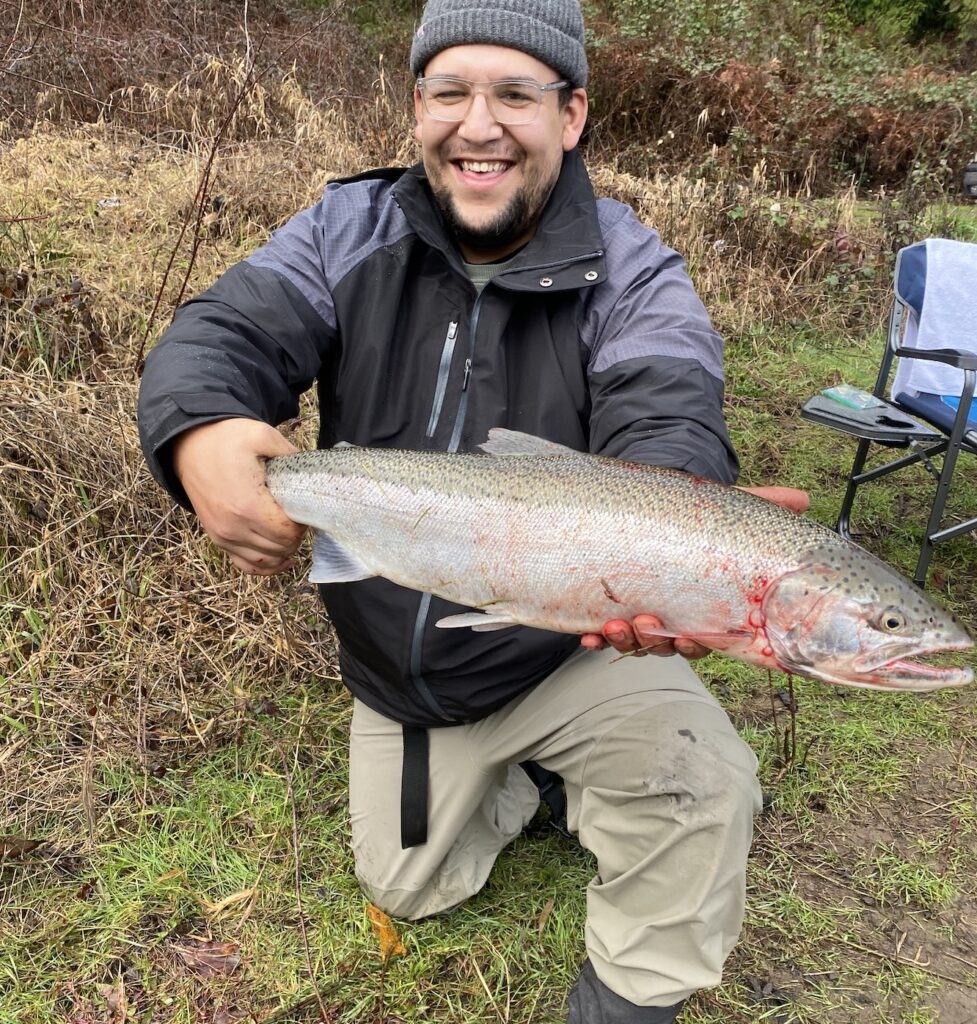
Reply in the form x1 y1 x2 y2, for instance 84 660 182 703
448 295 482 452
425 320 459 438
497 249 605 280
408 293 484 721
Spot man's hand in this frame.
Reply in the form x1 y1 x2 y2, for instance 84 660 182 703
173 418 306 575
581 614 709 659
740 484 809 514
580 482 811 659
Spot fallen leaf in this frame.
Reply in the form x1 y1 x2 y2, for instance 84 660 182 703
0 836 42 860
537 897 555 936
97 978 127 1021
171 937 241 978
76 878 97 900
366 903 406 963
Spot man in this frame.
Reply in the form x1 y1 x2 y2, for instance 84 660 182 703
138 1 806 1019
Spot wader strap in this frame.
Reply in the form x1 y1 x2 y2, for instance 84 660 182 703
519 760 571 838
401 725 429 848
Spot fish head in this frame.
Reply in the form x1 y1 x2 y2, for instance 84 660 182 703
759 544 973 692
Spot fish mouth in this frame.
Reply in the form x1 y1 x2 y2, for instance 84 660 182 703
863 656 973 691
787 645 974 692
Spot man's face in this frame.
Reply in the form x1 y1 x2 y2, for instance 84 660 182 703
414 44 587 263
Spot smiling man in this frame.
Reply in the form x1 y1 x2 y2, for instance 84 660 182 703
137 2 796 1021
414 43 587 259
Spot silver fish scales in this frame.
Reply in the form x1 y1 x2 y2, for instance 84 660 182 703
265 429 973 692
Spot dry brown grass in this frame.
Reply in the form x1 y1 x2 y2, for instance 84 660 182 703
589 165 887 335
0 111 354 856
0 363 340 837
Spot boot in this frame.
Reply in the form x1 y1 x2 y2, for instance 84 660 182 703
567 960 685 1023
519 760 571 838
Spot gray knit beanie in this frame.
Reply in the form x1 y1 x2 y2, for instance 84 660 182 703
410 0 588 88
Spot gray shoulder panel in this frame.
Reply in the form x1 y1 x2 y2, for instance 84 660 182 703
247 176 416 328
584 199 724 381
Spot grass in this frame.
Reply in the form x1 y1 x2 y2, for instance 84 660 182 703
2 6 977 1023
856 845 959 910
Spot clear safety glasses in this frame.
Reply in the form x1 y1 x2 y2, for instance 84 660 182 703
416 76 569 125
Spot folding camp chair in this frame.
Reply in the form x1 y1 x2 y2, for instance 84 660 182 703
801 237 977 587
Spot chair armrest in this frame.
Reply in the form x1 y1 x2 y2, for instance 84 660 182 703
893 346 977 371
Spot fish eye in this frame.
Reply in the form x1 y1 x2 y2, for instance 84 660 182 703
878 607 907 633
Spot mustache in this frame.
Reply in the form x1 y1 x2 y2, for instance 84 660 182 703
440 144 522 162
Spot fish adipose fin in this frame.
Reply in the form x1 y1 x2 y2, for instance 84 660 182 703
480 429 583 458
309 531 376 584
435 611 517 632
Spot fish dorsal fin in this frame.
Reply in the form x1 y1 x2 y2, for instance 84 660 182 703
332 440 357 449
480 429 582 457
309 530 376 584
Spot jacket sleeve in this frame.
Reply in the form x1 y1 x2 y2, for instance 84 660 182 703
137 212 337 507
585 203 739 485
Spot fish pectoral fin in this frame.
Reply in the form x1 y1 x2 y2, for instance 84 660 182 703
480 429 583 458
435 611 517 632
308 531 376 584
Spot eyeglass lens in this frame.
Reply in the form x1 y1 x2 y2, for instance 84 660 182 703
420 79 558 124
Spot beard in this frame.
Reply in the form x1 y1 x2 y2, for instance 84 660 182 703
431 182 536 255
426 153 558 257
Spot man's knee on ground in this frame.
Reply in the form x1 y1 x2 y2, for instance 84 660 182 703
356 867 467 921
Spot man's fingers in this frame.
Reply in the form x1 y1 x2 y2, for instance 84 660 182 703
601 617 671 657
630 614 678 657
582 615 709 661
579 633 607 650
225 544 300 576
171 418 310 577
198 512 306 560
741 485 810 514
670 637 711 660
603 618 635 649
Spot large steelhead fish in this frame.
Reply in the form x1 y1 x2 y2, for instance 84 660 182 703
265 429 973 692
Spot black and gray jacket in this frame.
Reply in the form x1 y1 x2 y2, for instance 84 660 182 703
138 149 738 728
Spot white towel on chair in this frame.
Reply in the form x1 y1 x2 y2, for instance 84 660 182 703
891 237 977 400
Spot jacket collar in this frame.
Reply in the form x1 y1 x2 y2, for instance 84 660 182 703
392 148 606 293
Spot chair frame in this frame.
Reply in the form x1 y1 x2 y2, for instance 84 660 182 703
806 241 977 587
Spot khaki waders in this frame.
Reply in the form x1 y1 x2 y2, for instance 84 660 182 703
349 647 762 1010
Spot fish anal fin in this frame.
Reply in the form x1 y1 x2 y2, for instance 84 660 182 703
435 611 517 632
309 530 376 584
